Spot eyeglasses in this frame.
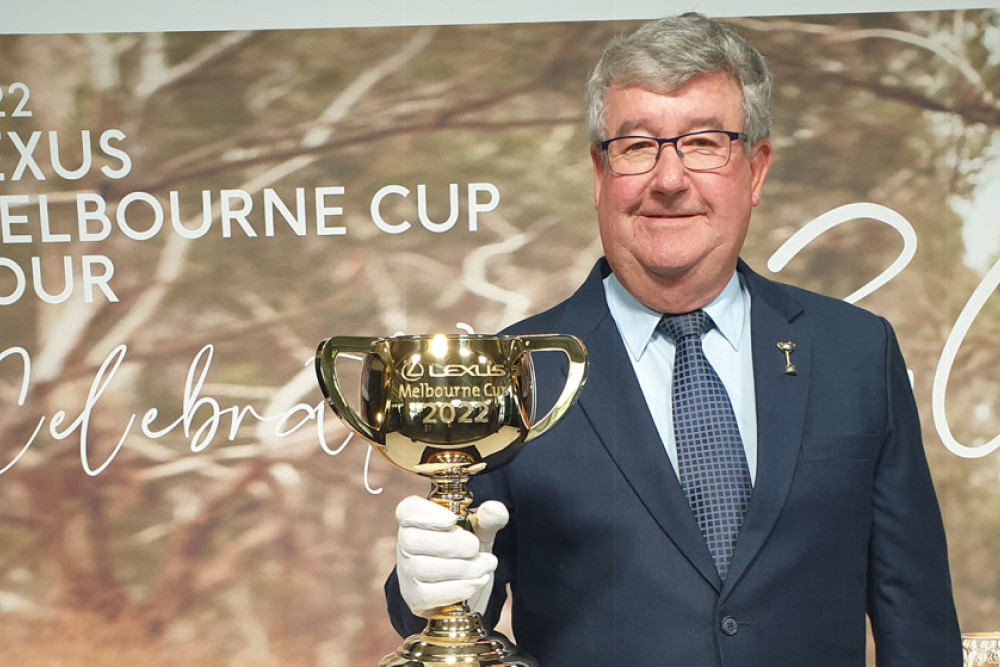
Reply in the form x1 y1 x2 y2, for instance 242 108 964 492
600 130 746 175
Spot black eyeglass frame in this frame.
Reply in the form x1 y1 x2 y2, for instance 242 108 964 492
599 130 747 174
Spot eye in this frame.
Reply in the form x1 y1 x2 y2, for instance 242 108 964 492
678 132 726 152
618 137 658 155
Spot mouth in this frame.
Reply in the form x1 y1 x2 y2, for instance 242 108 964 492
639 211 702 220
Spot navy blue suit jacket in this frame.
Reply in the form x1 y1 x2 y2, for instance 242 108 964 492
386 258 961 666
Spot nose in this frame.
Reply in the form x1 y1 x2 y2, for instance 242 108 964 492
648 143 689 193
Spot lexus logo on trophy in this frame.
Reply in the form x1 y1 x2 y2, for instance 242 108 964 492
316 332 588 667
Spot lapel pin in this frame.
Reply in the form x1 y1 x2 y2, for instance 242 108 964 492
776 341 797 376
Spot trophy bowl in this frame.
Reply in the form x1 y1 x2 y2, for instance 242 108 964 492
315 332 588 667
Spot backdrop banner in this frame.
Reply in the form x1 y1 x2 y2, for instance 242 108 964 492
0 7 998 666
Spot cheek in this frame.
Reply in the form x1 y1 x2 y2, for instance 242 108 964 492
596 179 630 231
596 198 637 255
704 179 753 222
717 209 752 251
601 177 645 213
596 202 623 247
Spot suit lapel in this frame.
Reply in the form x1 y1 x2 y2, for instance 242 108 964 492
722 262 810 598
550 259 812 593
556 260 722 588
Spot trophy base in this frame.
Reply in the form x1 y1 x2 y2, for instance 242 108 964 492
378 613 538 667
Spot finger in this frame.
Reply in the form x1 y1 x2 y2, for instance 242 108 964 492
396 496 457 530
406 553 498 584
471 500 509 540
405 575 493 612
398 524 481 559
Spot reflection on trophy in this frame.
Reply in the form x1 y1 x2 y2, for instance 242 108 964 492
316 333 588 667
964 632 1000 667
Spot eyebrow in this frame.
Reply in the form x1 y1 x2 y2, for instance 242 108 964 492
612 116 727 137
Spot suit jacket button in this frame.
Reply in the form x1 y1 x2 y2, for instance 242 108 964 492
720 616 739 636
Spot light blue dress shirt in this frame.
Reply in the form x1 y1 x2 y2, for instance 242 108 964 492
603 271 758 484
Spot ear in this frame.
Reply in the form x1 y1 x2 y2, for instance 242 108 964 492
749 139 772 207
591 145 606 210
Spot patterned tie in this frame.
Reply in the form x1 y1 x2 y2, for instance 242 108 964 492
660 310 752 580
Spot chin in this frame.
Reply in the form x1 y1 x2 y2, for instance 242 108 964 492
640 251 704 276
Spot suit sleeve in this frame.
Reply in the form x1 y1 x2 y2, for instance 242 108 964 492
384 567 426 637
866 318 962 666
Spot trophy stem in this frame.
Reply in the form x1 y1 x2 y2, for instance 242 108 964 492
427 465 477 618
424 608 487 638
427 458 474 529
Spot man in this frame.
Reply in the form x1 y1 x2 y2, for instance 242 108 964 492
385 13 962 666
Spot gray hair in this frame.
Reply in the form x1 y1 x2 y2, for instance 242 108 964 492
585 13 772 154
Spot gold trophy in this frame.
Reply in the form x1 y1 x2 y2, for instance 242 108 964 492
315 332 588 667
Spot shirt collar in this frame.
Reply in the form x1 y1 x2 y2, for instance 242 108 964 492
604 270 747 360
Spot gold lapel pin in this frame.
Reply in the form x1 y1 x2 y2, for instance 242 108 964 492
776 341 797 376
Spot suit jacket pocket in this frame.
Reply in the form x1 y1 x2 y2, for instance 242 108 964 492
800 434 881 461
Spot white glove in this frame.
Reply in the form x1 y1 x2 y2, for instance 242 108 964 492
395 495 509 618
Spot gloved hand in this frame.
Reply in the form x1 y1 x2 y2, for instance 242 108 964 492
395 495 509 618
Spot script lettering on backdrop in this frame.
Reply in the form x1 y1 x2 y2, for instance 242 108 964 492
0 343 379 489
0 327 484 494
769 202 1000 460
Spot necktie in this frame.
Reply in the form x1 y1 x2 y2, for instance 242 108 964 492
660 310 752 580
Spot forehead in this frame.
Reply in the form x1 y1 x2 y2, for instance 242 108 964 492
604 73 744 136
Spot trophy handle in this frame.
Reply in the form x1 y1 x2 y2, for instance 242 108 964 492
315 336 380 442
518 334 588 443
